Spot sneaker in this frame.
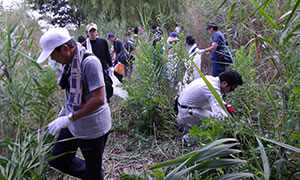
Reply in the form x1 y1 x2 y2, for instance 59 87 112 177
182 134 192 146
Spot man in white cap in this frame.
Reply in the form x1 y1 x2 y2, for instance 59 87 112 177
83 22 112 70
82 22 113 102
37 27 111 180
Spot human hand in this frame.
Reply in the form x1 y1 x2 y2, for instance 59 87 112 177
48 115 73 135
225 104 236 116
197 49 205 55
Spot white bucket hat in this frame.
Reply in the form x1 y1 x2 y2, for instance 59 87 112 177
37 28 72 64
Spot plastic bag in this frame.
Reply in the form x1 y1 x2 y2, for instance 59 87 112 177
110 74 128 99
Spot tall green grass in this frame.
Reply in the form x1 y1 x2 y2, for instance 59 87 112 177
0 6 63 179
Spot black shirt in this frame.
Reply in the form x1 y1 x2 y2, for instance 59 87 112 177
83 38 112 70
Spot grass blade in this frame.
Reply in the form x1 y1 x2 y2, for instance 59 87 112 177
284 0 300 31
226 3 236 29
167 159 246 180
259 137 300 153
283 23 300 46
249 0 278 29
256 137 270 180
213 173 254 180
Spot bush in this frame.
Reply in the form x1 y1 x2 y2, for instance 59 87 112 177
121 36 189 134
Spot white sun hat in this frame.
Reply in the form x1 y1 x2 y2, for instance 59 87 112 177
37 28 72 64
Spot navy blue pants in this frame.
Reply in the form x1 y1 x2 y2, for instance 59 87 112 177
49 128 109 180
211 61 228 77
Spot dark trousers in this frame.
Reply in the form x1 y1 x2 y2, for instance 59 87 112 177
49 128 109 180
211 61 228 77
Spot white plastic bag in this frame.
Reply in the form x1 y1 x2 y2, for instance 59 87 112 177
110 74 128 99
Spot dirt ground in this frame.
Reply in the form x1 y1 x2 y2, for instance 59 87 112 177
102 95 189 179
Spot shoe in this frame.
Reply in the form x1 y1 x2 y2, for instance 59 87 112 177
182 134 192 146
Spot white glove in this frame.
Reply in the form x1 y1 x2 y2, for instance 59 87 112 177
108 67 114 76
197 49 205 55
48 115 73 136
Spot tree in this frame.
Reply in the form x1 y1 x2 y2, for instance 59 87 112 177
28 0 183 29
70 0 183 28
27 0 82 27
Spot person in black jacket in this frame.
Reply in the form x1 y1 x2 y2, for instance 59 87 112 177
82 23 113 72
107 33 128 81
83 23 114 102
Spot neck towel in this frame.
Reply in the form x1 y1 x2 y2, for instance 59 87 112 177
58 43 85 108
86 37 99 53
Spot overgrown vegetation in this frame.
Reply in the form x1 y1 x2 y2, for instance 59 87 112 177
0 0 299 179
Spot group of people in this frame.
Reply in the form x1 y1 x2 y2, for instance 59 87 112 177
35 21 243 179
76 23 136 83
157 22 242 144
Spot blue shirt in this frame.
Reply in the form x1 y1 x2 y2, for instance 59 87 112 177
211 31 227 61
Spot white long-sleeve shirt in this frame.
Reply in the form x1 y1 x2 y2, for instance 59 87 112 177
178 76 228 118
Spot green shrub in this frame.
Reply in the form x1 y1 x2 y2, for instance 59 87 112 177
122 36 189 134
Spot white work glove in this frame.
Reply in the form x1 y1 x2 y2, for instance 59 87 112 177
197 49 205 55
108 67 114 76
48 114 73 136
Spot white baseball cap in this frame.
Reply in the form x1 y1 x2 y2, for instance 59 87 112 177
86 23 98 32
37 28 72 64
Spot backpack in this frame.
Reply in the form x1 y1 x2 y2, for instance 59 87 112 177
216 49 236 63
117 50 129 65
83 53 113 102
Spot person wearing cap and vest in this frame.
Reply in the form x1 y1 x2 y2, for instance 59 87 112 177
37 28 111 180
177 70 243 136
198 22 229 77
82 22 113 73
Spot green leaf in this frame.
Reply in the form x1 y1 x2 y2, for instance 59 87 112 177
259 137 300 153
283 24 300 46
249 0 278 29
256 137 270 180
264 85 279 125
192 61 227 114
256 36 273 45
213 173 254 180
284 0 300 31
226 3 236 29
166 159 246 180
148 138 237 170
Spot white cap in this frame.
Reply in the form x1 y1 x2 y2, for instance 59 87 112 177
86 23 98 32
37 28 72 64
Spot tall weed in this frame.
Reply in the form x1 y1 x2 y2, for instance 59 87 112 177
122 37 189 133
0 6 62 179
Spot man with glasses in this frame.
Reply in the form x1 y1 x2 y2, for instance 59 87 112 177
176 70 243 141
